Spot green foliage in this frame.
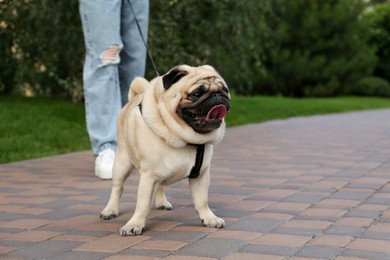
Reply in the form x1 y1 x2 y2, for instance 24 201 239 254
0 1 84 100
148 0 270 94
258 0 377 97
348 76 390 97
0 1 18 94
0 0 387 99
2 0 270 98
364 3 390 85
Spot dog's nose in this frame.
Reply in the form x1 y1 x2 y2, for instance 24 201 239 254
212 92 222 99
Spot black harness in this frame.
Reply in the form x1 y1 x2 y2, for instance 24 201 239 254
188 144 205 179
139 103 205 179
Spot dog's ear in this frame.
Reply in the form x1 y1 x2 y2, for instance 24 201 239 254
162 67 188 89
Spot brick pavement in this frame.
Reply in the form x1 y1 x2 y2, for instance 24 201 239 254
1 109 390 259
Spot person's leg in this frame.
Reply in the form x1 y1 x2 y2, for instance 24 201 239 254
119 0 149 106
79 0 123 155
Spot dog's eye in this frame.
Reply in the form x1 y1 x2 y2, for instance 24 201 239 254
193 91 202 98
189 87 206 100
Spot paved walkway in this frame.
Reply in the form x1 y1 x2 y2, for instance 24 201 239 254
1 109 390 260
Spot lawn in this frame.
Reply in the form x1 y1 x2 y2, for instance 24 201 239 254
1 95 390 163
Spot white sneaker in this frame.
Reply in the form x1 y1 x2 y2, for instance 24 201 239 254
95 149 115 180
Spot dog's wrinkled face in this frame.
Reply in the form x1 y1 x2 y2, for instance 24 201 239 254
162 66 230 134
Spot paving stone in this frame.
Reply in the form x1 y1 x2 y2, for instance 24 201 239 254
2 110 390 258
297 208 347 221
208 230 260 240
308 235 353 247
328 190 373 201
4 240 81 259
176 238 247 258
269 227 322 237
281 192 329 204
264 202 312 213
316 199 361 209
361 231 390 241
148 230 207 243
104 256 160 260
0 245 16 254
323 225 364 236
51 251 110 260
73 234 150 253
1 218 53 230
342 249 390 260
131 240 187 251
228 218 284 233
251 234 311 247
117 248 170 258
346 238 390 254
280 220 332 230
238 244 297 256
214 209 254 218
3 230 62 243
334 217 373 227
294 245 344 259
248 212 294 221
222 253 284 260
346 209 382 218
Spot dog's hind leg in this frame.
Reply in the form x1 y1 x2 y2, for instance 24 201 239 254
155 184 173 210
100 149 133 220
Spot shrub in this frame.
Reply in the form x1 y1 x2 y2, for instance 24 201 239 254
363 3 390 84
1 0 269 98
257 0 377 97
349 76 390 97
0 0 382 99
0 1 84 101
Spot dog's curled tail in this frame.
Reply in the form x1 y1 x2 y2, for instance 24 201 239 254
128 77 149 101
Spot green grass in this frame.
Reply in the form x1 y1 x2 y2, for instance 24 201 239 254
227 95 390 126
0 96 90 163
1 95 390 163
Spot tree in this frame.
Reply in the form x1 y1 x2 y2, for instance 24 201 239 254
364 3 390 84
258 0 377 97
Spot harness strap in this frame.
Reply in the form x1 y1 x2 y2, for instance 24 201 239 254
189 144 205 179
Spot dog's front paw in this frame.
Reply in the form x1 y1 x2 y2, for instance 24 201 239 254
119 224 144 236
100 208 119 220
157 200 173 211
202 216 225 229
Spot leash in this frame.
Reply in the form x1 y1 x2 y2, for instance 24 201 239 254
129 0 205 179
128 0 160 77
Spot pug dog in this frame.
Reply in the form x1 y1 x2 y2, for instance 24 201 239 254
100 65 230 236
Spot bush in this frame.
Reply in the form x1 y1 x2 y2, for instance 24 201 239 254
1 0 269 98
0 2 18 94
349 76 390 97
0 1 84 101
256 0 377 97
363 3 390 85
0 0 383 99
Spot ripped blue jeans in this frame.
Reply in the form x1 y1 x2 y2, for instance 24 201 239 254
79 0 149 155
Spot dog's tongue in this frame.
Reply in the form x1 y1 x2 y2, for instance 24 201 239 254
205 104 227 121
